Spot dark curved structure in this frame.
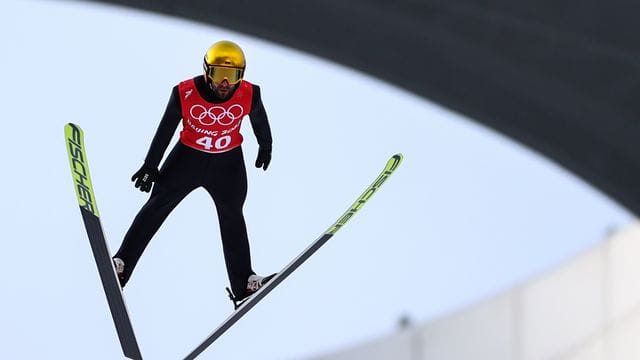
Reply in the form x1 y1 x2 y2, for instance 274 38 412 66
86 0 640 216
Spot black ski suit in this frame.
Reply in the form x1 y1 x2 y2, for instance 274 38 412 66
114 75 272 297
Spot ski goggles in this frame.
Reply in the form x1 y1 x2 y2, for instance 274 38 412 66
204 64 244 85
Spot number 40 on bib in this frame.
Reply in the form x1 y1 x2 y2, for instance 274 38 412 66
195 135 232 151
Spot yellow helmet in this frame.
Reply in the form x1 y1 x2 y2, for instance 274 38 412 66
203 40 246 86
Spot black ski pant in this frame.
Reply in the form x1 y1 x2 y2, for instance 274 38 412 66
114 143 254 296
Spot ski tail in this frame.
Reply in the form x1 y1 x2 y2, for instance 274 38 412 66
65 123 143 360
183 153 403 360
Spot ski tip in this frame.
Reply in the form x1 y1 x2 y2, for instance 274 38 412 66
386 153 403 171
64 123 83 135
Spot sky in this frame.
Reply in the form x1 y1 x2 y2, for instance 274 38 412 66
0 0 634 359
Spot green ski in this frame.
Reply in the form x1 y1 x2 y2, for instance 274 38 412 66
65 123 143 360
184 153 403 359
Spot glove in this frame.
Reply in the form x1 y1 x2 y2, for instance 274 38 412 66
255 146 271 171
131 164 159 193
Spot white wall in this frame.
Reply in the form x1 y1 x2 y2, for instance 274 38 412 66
313 222 640 360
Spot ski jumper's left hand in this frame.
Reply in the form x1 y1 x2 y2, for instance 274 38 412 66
255 146 271 170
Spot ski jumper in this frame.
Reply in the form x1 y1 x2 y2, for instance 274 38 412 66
114 76 272 297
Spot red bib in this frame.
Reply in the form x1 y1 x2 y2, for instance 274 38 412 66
178 79 253 153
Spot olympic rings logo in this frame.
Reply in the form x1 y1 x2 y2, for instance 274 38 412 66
189 104 244 126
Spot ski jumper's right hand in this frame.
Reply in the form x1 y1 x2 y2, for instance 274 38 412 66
131 164 159 193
